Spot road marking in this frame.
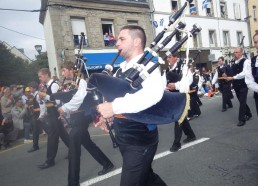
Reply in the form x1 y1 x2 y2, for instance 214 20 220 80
80 137 210 186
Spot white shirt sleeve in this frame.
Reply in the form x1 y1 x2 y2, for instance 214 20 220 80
212 70 218 85
61 80 87 113
244 60 258 92
233 59 247 80
175 69 193 92
112 64 164 114
37 94 46 119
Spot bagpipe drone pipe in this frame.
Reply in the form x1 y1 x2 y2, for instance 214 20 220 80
88 24 202 124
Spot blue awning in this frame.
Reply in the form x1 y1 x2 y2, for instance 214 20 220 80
81 52 159 70
82 52 124 70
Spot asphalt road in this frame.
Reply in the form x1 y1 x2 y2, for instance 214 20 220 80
0 92 258 186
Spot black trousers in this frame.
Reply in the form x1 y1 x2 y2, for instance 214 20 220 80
188 92 201 117
45 113 69 164
234 87 252 121
255 97 258 115
119 143 166 186
173 119 196 147
31 116 45 149
68 114 112 186
220 84 233 109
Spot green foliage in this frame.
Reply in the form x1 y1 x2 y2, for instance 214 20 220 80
0 42 49 86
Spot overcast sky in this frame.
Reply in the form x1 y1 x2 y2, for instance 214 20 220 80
0 0 46 60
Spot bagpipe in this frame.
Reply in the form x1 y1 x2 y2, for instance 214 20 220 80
87 0 202 125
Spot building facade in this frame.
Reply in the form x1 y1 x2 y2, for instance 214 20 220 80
150 0 251 71
39 0 153 77
1 41 32 63
247 0 258 52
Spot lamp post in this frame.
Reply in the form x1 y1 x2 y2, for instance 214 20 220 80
35 45 42 55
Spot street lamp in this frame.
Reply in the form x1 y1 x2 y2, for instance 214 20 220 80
35 45 42 54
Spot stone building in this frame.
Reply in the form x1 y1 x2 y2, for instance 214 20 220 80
39 0 153 77
247 0 258 55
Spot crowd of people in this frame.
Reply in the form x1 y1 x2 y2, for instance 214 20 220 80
0 26 258 186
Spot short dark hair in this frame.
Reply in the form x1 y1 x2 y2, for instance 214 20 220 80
38 68 51 77
61 61 75 70
120 25 146 49
218 56 224 61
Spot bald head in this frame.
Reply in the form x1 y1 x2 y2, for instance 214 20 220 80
234 47 243 60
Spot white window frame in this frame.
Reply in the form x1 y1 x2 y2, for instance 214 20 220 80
223 31 230 47
236 31 243 46
220 1 227 18
71 18 88 47
234 3 241 20
209 30 216 47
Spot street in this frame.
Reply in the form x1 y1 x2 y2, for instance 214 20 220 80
0 93 258 186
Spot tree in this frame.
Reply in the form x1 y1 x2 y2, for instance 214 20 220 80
0 42 49 86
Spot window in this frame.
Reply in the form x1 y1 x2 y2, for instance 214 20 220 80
253 6 257 21
234 3 241 20
209 30 216 47
223 31 230 47
220 1 227 18
71 18 88 47
236 31 243 46
171 0 178 14
189 0 197 15
127 20 138 25
203 0 212 16
102 20 115 47
193 32 202 48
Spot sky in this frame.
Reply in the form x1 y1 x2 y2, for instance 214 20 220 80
0 0 46 60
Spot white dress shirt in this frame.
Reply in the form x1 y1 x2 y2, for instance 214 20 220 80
61 79 88 113
233 57 247 80
244 56 258 92
112 54 164 114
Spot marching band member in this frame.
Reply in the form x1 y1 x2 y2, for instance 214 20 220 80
212 57 233 112
57 61 114 186
95 25 166 186
27 81 46 153
166 53 196 152
37 68 70 169
245 33 258 115
226 48 252 126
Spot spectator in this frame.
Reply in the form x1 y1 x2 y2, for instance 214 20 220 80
10 84 23 99
103 32 109 46
0 118 18 149
109 33 116 46
22 87 30 104
1 87 15 119
11 98 31 142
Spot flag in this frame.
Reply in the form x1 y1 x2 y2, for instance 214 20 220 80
202 0 211 10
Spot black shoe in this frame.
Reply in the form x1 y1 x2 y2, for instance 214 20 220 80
98 163 114 176
221 108 227 112
38 162 55 169
28 147 39 153
228 105 233 108
183 136 196 143
245 114 252 121
237 121 245 127
169 144 181 152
